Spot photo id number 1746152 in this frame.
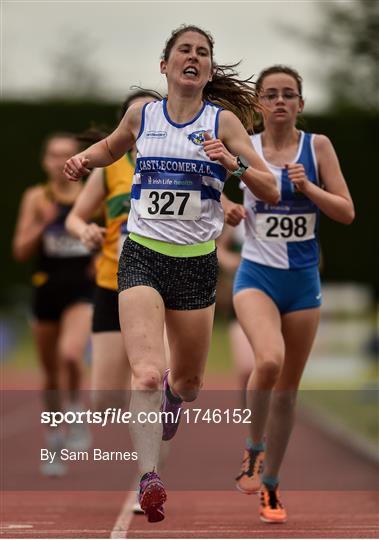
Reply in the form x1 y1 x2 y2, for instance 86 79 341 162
182 408 252 424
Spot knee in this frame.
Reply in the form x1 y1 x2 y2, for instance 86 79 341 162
132 367 161 391
59 347 82 369
255 353 283 386
171 375 203 402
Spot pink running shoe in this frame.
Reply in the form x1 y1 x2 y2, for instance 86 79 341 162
161 369 183 441
138 471 167 523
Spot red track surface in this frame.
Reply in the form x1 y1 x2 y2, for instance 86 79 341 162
2 369 378 538
2 490 378 538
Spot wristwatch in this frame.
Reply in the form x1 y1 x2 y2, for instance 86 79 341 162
231 155 249 178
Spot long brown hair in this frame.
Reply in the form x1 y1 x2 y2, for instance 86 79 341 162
255 65 303 96
162 25 260 132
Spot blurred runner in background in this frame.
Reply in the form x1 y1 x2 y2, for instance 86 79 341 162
216 221 255 406
66 91 159 411
13 132 94 476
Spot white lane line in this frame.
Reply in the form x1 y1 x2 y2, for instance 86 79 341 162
1 525 33 529
125 526 379 533
0 522 54 527
0 530 110 535
110 490 137 539
2 526 378 536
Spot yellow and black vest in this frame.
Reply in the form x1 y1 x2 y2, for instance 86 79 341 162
96 153 134 290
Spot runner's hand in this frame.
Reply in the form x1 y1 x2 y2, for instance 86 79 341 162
202 132 237 172
80 223 106 251
286 163 310 192
223 201 246 227
64 156 91 181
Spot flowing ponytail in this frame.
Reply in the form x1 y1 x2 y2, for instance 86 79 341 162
203 62 259 133
162 25 260 132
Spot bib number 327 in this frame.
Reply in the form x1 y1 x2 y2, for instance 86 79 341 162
139 173 202 220
140 190 201 220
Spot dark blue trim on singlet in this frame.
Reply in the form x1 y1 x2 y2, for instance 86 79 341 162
136 102 150 141
163 98 207 128
287 238 320 269
298 132 318 184
135 156 227 182
286 132 320 269
131 183 220 202
214 106 222 139
201 185 221 201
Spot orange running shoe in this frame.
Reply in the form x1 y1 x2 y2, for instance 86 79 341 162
235 448 264 494
259 484 287 524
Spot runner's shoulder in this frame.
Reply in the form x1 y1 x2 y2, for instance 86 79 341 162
21 184 46 206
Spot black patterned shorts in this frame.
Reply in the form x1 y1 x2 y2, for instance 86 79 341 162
92 285 120 333
118 237 218 310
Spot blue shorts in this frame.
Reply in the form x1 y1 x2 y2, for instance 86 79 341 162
233 259 321 314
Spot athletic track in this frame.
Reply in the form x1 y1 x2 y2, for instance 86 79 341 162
2 370 378 538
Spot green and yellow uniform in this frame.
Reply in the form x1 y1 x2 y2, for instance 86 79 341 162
96 152 134 291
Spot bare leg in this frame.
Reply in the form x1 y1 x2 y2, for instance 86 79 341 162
31 320 60 410
58 302 93 403
32 319 66 475
233 289 284 445
119 286 166 476
91 331 130 410
229 319 255 408
263 307 320 480
165 304 215 401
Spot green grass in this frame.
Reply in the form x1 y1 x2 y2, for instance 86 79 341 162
207 318 233 373
3 315 378 446
3 326 38 370
299 389 379 445
3 317 234 372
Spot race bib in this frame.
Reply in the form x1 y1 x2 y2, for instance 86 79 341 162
139 173 201 220
43 230 91 257
255 213 316 242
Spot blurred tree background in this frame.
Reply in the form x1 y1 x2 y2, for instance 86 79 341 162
226 0 378 291
1 0 378 306
308 0 379 112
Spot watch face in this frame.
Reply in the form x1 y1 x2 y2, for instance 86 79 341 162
237 155 249 169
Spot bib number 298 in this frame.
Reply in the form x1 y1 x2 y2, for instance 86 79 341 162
256 213 315 241
267 216 307 238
